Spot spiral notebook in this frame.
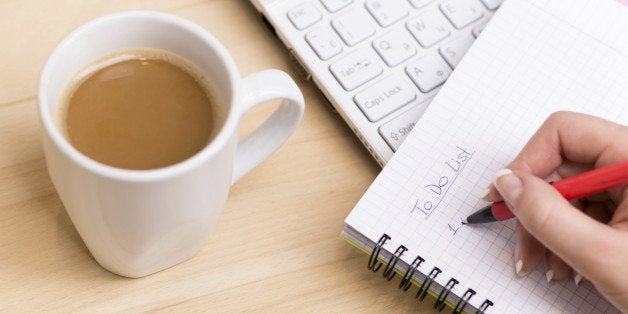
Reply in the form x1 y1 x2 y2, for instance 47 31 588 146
342 0 628 312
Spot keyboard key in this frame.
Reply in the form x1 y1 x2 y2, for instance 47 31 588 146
440 0 484 29
480 0 503 10
287 3 322 30
373 32 417 67
405 54 451 92
406 11 451 48
320 0 353 12
354 76 417 122
379 103 427 151
439 34 475 68
332 9 377 46
365 0 410 27
472 19 490 37
330 48 383 91
306 27 344 60
407 0 435 9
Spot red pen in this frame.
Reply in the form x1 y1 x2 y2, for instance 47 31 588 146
465 161 628 224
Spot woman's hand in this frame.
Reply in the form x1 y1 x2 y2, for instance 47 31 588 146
485 111 628 311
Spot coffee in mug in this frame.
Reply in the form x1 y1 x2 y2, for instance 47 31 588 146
58 49 223 170
39 11 304 277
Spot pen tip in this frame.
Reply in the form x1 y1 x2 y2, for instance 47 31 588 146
465 204 498 224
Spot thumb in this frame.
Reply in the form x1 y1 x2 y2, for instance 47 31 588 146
493 169 611 275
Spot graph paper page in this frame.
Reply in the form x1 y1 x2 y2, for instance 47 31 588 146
345 0 628 312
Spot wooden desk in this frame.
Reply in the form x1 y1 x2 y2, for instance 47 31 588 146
0 1 439 311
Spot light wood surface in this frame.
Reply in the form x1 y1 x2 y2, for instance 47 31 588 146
0 1 440 311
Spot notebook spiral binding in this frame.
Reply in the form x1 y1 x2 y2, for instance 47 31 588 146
368 234 494 314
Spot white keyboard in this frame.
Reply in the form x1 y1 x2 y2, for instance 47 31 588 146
269 0 501 164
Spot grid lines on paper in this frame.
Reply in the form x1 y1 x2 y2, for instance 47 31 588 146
344 0 628 312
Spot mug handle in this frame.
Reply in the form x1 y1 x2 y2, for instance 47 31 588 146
231 69 305 184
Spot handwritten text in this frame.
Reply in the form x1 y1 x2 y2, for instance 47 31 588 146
411 146 473 220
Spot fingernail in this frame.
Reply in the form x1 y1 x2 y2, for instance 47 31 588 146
515 260 527 277
546 270 554 285
514 241 527 277
493 169 513 185
481 188 491 202
493 169 523 211
574 273 583 286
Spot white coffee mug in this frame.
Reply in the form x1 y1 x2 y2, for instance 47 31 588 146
38 11 304 278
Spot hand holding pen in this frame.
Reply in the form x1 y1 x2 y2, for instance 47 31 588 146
471 112 628 312
466 161 628 224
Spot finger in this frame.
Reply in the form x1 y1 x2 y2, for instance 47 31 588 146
482 184 501 203
514 221 544 276
484 161 590 203
554 160 593 179
493 169 613 275
565 202 611 287
507 111 628 178
544 197 581 284
545 251 571 284
574 271 584 286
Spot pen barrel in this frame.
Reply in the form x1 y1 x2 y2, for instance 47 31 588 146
473 161 628 223
552 161 628 199
491 202 514 220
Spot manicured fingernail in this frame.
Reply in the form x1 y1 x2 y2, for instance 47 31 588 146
515 259 522 274
493 169 514 185
546 270 554 285
515 260 527 277
481 188 491 202
575 273 583 286
493 169 522 211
